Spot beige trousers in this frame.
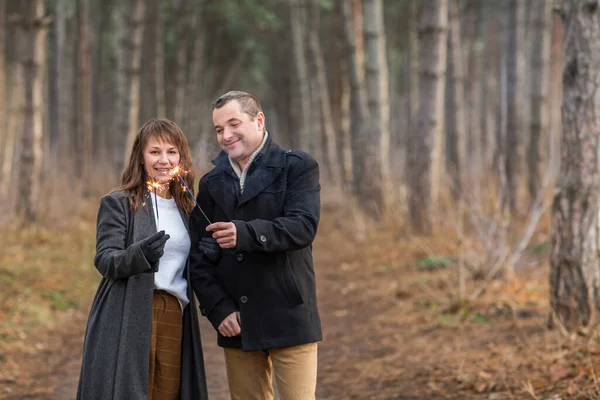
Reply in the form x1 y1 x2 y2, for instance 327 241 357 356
148 290 183 400
223 342 318 400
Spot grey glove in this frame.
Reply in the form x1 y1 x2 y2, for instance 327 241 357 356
198 237 221 264
141 230 170 263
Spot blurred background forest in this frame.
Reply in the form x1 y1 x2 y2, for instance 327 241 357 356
6 0 600 399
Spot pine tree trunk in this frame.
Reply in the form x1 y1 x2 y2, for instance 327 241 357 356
407 0 419 153
1 62 23 200
363 0 391 191
464 0 483 192
0 0 5 180
528 0 552 202
155 0 166 118
408 0 448 234
116 0 133 169
173 1 190 124
184 5 206 139
506 0 526 213
290 0 311 152
445 0 467 196
123 0 145 165
308 1 341 187
550 0 600 332
55 0 75 168
78 0 93 193
550 7 564 178
17 0 48 222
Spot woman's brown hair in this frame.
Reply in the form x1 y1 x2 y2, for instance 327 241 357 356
113 119 196 214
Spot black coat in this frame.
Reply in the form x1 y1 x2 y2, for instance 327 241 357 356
77 191 208 400
190 136 322 351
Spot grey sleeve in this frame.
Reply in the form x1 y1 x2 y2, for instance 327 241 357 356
93 194 153 280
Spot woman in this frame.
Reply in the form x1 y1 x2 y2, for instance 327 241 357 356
77 119 209 400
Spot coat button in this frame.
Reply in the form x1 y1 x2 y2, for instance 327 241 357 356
259 235 267 243
240 296 248 304
237 253 244 262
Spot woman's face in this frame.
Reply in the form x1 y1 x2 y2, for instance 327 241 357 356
142 138 180 184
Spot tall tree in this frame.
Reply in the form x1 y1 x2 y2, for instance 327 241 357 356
505 0 526 213
340 0 386 216
0 0 5 177
445 0 467 196
155 0 166 118
123 0 145 165
290 0 311 151
407 0 419 163
363 0 391 189
408 0 448 234
550 0 600 332
17 0 48 222
464 0 483 191
77 0 93 192
528 0 553 203
308 0 342 187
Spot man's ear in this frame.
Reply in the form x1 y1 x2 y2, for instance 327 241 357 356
257 112 265 131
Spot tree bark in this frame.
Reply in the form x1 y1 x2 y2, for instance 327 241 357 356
550 0 600 332
363 0 391 190
123 0 145 166
528 0 553 203
506 0 526 213
155 0 166 118
78 0 93 193
445 0 467 196
290 0 311 152
464 0 483 192
308 1 342 187
17 0 48 222
408 0 448 234
407 0 419 168
0 0 6 178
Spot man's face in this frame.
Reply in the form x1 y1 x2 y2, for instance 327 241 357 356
213 100 265 167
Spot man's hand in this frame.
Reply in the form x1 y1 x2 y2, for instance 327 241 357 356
218 311 241 337
207 222 237 249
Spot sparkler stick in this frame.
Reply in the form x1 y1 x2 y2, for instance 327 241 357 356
154 187 159 222
146 179 164 223
169 165 212 225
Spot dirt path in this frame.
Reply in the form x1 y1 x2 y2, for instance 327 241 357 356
4 206 587 399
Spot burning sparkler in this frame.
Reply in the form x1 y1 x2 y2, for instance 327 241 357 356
145 164 212 225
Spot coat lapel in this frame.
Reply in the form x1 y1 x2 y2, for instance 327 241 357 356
237 139 286 207
133 193 158 242
207 174 238 221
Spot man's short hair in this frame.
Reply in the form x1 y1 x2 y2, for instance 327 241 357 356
212 91 263 119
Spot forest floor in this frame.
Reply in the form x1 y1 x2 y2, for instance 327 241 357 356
2 198 600 399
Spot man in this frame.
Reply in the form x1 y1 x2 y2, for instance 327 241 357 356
190 91 322 400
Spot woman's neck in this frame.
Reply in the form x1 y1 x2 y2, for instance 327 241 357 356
156 186 172 199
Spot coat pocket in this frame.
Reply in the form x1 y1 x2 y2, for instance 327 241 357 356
277 254 304 307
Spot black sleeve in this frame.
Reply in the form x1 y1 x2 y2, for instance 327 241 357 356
234 153 320 253
189 176 238 329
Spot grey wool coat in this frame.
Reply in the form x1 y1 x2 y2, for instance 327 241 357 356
77 190 208 400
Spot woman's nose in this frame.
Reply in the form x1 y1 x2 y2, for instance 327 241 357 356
159 152 169 163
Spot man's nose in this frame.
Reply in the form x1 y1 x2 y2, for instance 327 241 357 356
223 128 234 140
